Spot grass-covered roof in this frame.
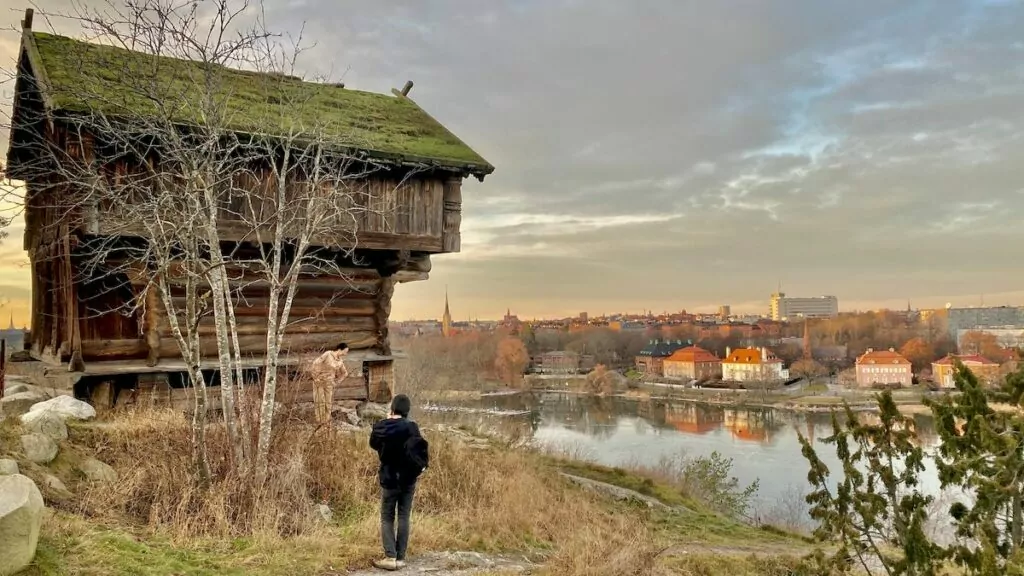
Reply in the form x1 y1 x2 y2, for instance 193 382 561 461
26 32 493 174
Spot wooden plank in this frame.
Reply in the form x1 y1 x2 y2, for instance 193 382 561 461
81 338 148 358
167 384 368 412
97 220 444 252
156 315 376 338
62 349 396 377
442 177 462 253
157 330 376 357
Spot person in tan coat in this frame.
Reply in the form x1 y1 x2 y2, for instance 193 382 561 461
310 343 349 425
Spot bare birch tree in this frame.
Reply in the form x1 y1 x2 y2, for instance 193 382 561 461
1 0 403 478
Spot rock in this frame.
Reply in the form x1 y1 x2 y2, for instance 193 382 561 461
20 410 68 441
3 383 29 397
358 402 389 421
335 422 361 434
40 474 72 500
0 474 44 576
0 391 49 418
0 460 18 476
26 395 96 422
78 457 117 483
19 434 58 465
314 503 333 523
335 407 361 426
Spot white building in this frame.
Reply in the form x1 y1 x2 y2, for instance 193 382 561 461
770 293 839 321
722 347 789 382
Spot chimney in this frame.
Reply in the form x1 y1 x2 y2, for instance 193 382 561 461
761 347 768 361
867 348 874 353
888 347 895 353
726 346 732 357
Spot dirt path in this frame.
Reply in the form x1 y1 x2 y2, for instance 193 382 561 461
341 551 535 575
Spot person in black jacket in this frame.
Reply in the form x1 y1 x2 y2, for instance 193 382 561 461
369 394 427 571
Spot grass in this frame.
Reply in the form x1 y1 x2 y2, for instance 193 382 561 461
661 553 806 576
31 32 492 169
3 407 811 575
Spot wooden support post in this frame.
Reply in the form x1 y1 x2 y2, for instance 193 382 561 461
1 339 6 398
62 228 84 372
22 8 33 30
374 278 395 356
442 177 462 253
144 285 162 367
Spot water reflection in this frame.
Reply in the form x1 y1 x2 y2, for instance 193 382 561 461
431 392 946 511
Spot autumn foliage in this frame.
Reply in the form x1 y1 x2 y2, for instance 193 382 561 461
494 336 530 386
960 330 1017 363
898 337 935 372
585 364 619 395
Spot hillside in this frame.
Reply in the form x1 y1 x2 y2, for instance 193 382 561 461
0 379 808 575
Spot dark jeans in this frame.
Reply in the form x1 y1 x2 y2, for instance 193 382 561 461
380 484 416 560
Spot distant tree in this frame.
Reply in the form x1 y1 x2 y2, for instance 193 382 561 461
585 364 619 396
566 329 620 366
790 359 827 380
774 344 804 367
494 337 530 387
961 331 1012 362
899 337 936 373
519 324 539 355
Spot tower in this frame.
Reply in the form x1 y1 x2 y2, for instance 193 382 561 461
802 318 812 359
442 288 452 338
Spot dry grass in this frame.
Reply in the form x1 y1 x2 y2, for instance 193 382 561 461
55 408 662 574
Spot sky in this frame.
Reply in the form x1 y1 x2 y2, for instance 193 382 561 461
1 0 1024 324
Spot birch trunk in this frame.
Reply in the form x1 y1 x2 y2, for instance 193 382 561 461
222 278 252 463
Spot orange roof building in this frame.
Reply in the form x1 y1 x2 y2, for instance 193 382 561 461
932 354 1000 388
722 347 788 382
663 346 722 381
855 348 912 388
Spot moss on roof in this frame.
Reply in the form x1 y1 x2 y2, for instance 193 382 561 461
28 32 492 173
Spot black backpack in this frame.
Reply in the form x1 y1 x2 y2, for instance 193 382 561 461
402 435 430 481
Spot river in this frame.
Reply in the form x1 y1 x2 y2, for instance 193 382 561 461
423 391 951 529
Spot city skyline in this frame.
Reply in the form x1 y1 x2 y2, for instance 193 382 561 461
3 1 1024 325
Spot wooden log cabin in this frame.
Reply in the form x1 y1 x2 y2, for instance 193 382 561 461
4 10 493 410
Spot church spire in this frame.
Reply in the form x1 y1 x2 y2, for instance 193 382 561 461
442 287 452 337
7 313 13 331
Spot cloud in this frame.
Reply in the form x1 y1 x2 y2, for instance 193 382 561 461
1 1 1023 320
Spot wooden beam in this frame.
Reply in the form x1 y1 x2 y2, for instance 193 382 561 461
22 8 32 30
53 349 398 377
375 278 395 355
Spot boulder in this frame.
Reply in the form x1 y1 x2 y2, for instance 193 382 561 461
0 391 49 418
78 457 117 483
20 410 68 441
20 434 58 465
3 383 30 397
0 460 18 476
0 474 44 576
314 503 333 523
336 422 362 434
40 474 72 500
26 395 96 422
335 407 361 427
358 402 389 421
